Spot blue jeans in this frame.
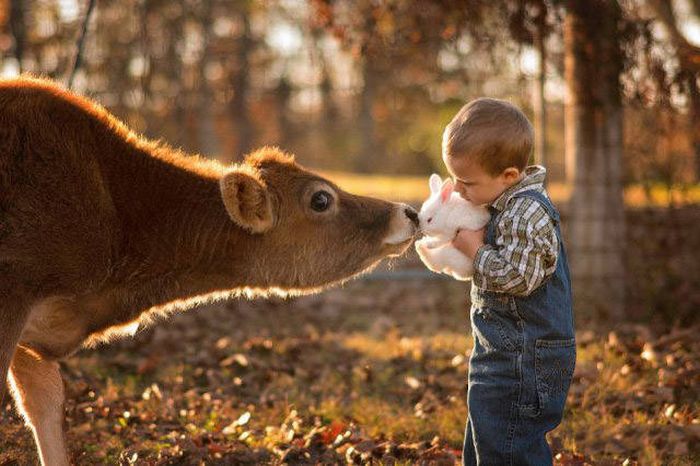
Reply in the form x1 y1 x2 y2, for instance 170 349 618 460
462 289 576 465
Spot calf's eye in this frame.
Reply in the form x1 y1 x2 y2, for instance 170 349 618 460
310 190 332 212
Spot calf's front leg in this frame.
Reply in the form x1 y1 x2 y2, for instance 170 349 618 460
8 346 70 466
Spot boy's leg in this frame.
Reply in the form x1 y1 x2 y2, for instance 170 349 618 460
511 421 553 464
469 356 567 466
466 303 573 464
461 417 476 466
467 362 520 464
465 325 522 465
508 385 568 464
511 339 576 464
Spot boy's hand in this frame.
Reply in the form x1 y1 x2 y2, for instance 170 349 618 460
452 228 485 260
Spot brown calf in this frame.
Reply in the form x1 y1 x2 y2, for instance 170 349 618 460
0 77 418 465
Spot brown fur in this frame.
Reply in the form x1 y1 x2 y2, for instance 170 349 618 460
0 76 417 464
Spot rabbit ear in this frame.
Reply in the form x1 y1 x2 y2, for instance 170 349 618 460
429 174 442 194
440 179 454 203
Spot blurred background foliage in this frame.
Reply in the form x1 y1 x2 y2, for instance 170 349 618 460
0 0 698 323
1 0 696 181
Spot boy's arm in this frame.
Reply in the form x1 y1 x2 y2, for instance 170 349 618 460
468 198 559 296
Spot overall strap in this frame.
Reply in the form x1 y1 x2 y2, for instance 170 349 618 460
484 205 501 246
511 189 560 224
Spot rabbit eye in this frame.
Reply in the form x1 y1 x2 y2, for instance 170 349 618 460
427 218 433 223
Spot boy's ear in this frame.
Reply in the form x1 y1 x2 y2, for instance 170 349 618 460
429 174 442 194
440 179 454 203
501 167 522 184
220 169 275 233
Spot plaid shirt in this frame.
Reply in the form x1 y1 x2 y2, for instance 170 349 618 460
472 166 559 296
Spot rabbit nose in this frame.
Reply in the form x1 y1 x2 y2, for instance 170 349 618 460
404 206 419 227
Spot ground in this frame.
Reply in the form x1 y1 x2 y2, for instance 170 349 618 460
1 253 698 465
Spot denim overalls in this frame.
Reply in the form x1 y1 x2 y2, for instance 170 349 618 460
463 190 576 466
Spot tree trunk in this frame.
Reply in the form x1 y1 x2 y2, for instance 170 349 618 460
166 8 185 150
689 75 700 181
229 12 253 162
320 63 337 123
564 0 626 319
357 56 382 173
9 0 25 73
274 76 292 149
645 0 700 180
533 24 547 172
196 0 219 158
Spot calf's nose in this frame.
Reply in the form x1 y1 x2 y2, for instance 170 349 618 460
404 206 419 227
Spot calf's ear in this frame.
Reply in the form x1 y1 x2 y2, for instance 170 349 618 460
220 169 275 233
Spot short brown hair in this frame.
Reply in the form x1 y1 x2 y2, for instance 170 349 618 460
442 98 534 175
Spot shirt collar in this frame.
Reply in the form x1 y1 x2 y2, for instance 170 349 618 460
490 165 547 212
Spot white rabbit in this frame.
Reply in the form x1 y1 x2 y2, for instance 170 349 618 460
415 174 491 281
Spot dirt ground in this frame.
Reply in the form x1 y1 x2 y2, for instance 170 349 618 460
1 253 698 465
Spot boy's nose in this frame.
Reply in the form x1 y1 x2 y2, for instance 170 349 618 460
404 207 419 227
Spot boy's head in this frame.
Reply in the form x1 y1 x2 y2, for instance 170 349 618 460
442 98 534 206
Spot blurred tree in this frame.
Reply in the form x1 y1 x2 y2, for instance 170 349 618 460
645 0 700 179
0 2 10 71
506 0 553 169
357 52 382 173
9 0 25 72
228 7 253 161
311 0 390 172
533 3 549 170
166 4 186 149
563 0 626 318
196 0 220 158
308 0 483 173
5 0 695 179
313 29 337 123
274 75 292 149
67 0 96 89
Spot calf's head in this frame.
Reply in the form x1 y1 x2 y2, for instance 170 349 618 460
219 148 418 292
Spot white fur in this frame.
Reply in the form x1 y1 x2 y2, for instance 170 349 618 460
415 174 491 281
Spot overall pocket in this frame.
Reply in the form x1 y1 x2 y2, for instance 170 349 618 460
534 338 576 408
470 289 521 353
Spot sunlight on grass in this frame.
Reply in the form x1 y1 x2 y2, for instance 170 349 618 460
317 395 467 448
320 169 700 207
558 332 700 464
4 280 695 465
341 331 468 361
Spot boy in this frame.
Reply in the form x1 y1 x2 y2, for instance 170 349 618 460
446 98 576 465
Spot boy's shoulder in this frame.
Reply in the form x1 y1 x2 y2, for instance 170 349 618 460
497 189 559 227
